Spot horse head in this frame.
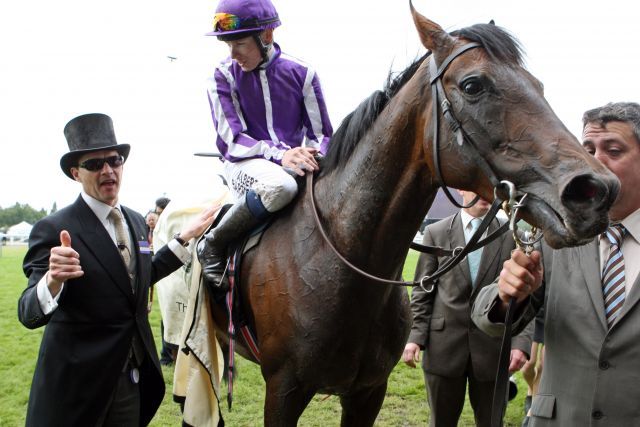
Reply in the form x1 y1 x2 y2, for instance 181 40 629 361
411 4 620 248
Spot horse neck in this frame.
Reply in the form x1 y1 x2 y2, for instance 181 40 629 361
316 68 439 270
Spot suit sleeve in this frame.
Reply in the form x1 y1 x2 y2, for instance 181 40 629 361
471 233 550 339
150 244 185 285
471 274 545 339
511 316 534 357
18 218 58 329
407 227 439 348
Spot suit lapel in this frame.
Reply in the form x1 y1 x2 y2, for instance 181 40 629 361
449 216 472 294
613 264 640 327
577 240 607 330
72 197 135 301
473 219 502 290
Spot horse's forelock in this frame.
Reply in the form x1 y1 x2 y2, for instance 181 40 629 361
451 23 524 66
320 23 523 177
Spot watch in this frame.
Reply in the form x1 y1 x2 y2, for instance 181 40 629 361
173 233 189 247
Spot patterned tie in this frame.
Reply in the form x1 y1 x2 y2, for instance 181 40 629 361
108 207 132 269
467 217 483 286
602 224 626 327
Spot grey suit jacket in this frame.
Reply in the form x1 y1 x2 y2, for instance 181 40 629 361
408 213 531 381
473 240 640 426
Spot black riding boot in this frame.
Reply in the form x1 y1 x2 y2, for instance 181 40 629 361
197 190 269 289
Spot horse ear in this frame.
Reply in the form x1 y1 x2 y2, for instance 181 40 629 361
489 19 496 25
410 2 457 60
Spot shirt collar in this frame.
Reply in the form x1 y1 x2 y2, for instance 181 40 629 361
619 207 640 244
460 209 485 230
80 191 121 222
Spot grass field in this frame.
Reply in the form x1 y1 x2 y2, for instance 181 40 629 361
0 246 528 426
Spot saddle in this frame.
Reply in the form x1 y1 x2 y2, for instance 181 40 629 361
202 210 272 409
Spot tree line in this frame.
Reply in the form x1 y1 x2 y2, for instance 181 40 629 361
0 202 55 230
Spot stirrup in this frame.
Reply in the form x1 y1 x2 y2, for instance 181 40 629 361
206 260 230 292
211 272 230 291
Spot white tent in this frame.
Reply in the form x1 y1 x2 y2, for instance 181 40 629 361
7 221 32 244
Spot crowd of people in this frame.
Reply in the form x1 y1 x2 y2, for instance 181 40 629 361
15 0 640 425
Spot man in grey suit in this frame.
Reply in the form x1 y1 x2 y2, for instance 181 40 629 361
472 102 640 426
403 190 531 427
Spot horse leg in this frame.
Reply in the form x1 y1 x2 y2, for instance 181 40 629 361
263 370 315 426
339 382 388 427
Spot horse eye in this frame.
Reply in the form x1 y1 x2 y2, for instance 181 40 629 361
462 79 484 96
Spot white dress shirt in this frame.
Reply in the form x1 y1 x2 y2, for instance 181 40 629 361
36 192 190 314
460 210 487 243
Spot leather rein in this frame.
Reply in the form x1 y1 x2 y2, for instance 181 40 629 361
307 172 510 288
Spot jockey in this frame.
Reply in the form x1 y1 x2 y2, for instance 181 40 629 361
198 0 333 288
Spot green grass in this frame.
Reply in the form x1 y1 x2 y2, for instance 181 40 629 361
0 247 528 426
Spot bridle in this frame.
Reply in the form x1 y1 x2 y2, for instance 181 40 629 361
307 42 516 288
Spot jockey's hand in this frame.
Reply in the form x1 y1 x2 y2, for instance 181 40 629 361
47 230 84 297
282 147 319 176
402 342 421 368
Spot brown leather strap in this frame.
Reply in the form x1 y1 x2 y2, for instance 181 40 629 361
307 173 506 289
491 298 516 427
410 219 508 255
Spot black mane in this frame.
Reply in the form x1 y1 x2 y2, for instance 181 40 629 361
319 23 523 175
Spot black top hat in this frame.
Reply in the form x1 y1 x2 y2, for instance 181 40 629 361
60 113 131 179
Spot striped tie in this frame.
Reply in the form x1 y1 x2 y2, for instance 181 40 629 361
109 207 132 269
602 224 626 327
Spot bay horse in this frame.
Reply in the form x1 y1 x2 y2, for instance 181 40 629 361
209 4 619 426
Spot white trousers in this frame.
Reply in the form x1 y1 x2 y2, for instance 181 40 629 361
223 158 298 212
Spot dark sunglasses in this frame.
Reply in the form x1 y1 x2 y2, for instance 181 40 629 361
78 155 125 172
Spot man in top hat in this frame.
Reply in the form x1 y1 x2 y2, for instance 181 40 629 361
17 113 219 427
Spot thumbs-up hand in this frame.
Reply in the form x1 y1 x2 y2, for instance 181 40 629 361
47 230 84 295
60 230 72 248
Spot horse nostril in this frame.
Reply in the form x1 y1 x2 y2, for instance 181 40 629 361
561 174 607 207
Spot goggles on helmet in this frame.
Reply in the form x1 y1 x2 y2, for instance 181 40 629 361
213 13 243 32
212 12 279 33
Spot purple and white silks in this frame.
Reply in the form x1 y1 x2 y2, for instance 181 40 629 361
207 43 333 165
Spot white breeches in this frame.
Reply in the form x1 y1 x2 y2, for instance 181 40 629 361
223 158 298 212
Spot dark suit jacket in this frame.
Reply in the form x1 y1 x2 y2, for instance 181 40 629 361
474 240 640 426
408 213 531 381
18 196 183 427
